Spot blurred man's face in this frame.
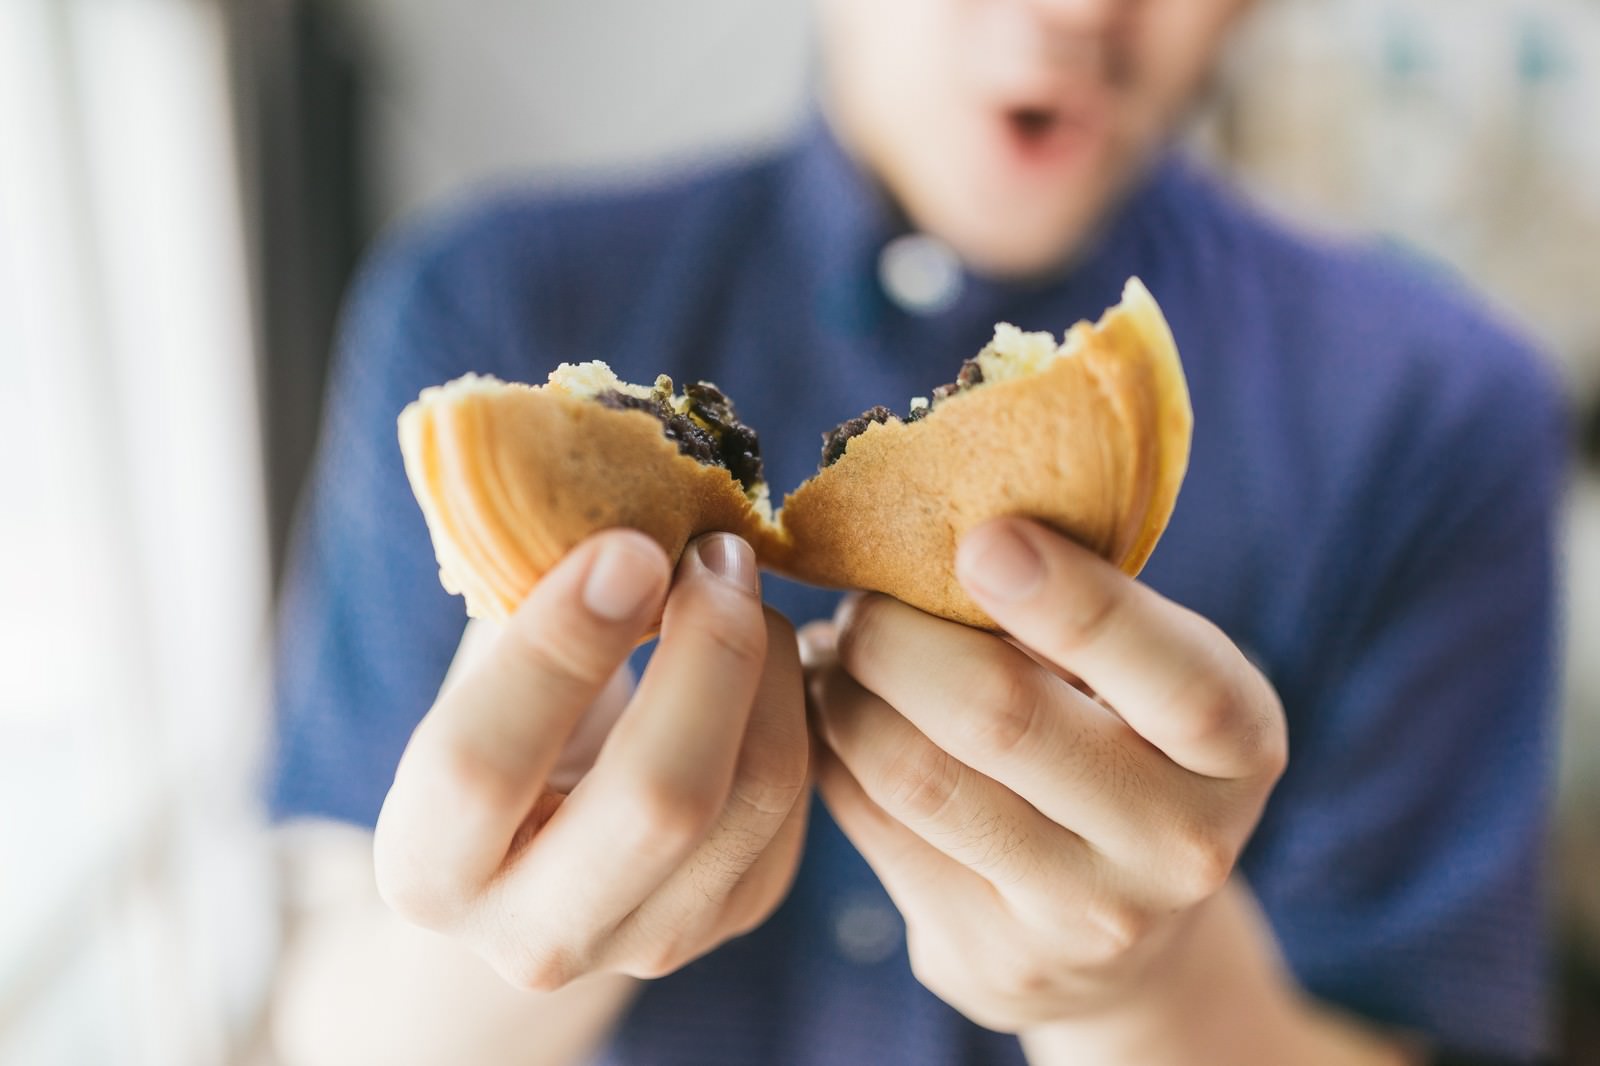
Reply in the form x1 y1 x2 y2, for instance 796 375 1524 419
817 0 1254 278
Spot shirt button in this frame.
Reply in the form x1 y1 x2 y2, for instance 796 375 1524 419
832 893 903 965
878 233 964 315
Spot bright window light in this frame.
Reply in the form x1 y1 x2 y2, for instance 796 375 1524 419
0 1 277 1063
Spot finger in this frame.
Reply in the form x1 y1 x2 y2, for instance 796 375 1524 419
812 742 994 929
717 774 810 935
1005 634 1093 695
548 660 634 793
833 594 1201 857
820 742 1189 991
437 617 499 698
812 661 1094 905
697 609 809 885
610 609 810 973
611 749 811 978
796 620 836 670
957 518 1286 781
490 534 769 950
375 529 670 917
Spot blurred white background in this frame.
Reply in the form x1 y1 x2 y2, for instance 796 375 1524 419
2 1 1597 1063
1 2 277 1062
340 0 813 222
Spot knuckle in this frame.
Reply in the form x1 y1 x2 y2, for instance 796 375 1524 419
726 905 768 941
728 771 806 824
685 596 768 667
698 822 770 886
1225 696 1288 782
619 776 721 854
1082 896 1153 965
504 617 621 693
881 741 962 825
1261 724 1289 782
1174 670 1243 758
724 881 785 939
1252 685 1290 780
737 711 811 813
371 818 471 929
620 939 687 981
813 668 860 741
953 812 1030 883
429 735 522 822
907 932 984 1020
777 733 812 794
616 909 711 980
1174 623 1290 780
498 945 579 994
1056 581 1121 654
949 667 1042 761
1166 824 1235 902
372 855 454 928
904 930 946 992
1091 729 1147 806
835 595 888 674
997 959 1057 1003
620 956 675 982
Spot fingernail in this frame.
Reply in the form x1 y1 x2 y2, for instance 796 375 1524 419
695 533 758 594
583 539 662 621
960 523 1044 602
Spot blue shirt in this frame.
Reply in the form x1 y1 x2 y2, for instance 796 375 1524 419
269 120 1566 1063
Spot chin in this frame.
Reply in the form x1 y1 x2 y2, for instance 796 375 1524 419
950 230 1078 279
935 191 1105 280
890 140 1129 280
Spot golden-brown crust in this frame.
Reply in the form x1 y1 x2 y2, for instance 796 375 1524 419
1102 278 1191 575
398 279 1189 629
399 378 775 621
769 278 1190 628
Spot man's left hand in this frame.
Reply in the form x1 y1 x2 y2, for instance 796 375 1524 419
802 517 1288 1033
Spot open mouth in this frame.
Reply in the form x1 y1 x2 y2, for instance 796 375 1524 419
1008 107 1062 144
998 103 1094 165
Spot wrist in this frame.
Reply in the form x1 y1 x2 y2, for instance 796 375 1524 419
1018 882 1415 1066
1018 881 1288 1063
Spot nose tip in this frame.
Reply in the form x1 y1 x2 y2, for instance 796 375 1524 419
980 0 1123 87
1027 0 1121 33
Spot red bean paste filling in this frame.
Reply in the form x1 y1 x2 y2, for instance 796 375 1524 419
819 357 985 469
597 382 764 494
594 354 986 484
820 406 894 468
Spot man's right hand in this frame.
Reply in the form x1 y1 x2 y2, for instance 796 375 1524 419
372 529 810 991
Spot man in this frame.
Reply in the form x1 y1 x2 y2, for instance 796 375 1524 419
268 1 1565 1064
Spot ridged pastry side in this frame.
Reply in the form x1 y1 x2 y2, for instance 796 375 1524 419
1095 278 1190 576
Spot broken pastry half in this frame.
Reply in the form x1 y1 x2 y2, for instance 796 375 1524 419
397 367 777 621
398 277 1191 628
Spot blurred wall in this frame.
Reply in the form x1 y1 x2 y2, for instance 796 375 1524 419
1210 0 1600 401
339 0 813 225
